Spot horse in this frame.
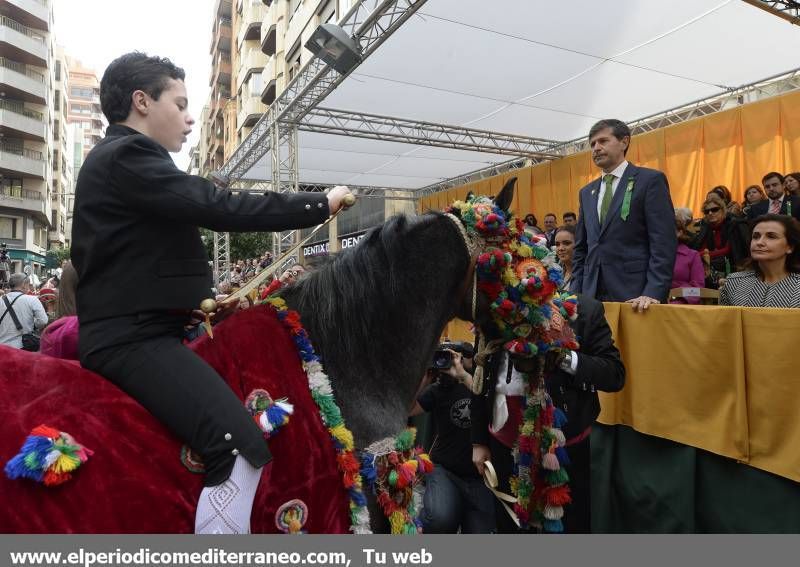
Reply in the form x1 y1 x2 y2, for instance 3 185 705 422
0 180 516 534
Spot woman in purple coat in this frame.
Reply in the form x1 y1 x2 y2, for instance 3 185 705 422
671 217 705 304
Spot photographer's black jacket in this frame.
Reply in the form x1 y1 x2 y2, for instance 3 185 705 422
471 294 625 444
72 124 329 323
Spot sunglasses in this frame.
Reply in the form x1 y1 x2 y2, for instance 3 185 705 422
703 207 722 215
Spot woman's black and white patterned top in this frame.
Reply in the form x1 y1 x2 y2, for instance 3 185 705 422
719 271 800 308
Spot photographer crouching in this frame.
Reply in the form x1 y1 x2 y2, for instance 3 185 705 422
410 341 496 533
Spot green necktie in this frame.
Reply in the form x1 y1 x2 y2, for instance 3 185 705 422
599 174 615 224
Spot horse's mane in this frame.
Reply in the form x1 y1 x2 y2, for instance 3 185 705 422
280 211 469 445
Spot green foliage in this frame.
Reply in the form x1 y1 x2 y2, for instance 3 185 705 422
199 229 272 262
46 247 71 269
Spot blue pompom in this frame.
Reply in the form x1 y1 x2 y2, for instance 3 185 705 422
555 446 571 466
543 519 564 533
553 408 568 428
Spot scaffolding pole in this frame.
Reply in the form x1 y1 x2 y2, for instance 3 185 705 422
212 0 428 283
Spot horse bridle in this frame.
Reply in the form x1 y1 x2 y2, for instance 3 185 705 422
444 213 485 321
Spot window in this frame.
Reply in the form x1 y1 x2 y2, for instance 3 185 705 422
0 216 21 239
248 71 262 95
70 87 94 99
33 223 46 248
55 60 61 81
289 0 303 21
70 104 91 115
286 41 302 82
54 90 60 111
319 0 336 24
1 139 24 155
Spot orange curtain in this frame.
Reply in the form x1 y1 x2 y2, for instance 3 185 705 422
780 90 800 174
741 97 784 188
419 90 800 218
664 120 704 212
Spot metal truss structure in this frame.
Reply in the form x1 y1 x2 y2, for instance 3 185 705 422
743 0 800 24
418 66 800 200
212 0 428 283
211 0 800 279
416 157 537 197
549 66 800 157
298 108 562 159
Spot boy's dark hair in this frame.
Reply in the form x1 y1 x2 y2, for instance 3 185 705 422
100 52 186 124
563 211 577 221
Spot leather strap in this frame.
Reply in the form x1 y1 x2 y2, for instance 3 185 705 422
1 294 24 330
482 460 519 527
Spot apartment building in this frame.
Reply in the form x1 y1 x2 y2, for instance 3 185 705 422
48 45 70 250
66 56 103 160
0 0 53 276
199 0 233 176
233 0 268 145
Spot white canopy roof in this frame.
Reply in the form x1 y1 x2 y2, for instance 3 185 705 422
247 0 800 190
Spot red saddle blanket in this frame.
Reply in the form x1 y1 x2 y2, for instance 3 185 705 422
0 306 352 533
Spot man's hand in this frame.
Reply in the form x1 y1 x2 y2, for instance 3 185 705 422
472 444 491 476
625 295 660 313
326 185 352 214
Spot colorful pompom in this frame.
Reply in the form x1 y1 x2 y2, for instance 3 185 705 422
5 425 92 486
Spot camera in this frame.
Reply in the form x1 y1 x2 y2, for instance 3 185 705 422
429 341 474 370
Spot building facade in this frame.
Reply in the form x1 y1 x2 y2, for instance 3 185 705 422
65 56 103 160
0 0 53 277
49 44 70 250
198 0 233 176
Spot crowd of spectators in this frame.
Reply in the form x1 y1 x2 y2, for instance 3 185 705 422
520 169 800 308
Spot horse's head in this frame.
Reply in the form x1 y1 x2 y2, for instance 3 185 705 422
446 177 517 330
445 178 579 357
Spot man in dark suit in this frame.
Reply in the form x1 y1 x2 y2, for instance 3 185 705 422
471 294 625 533
571 119 677 311
747 172 800 221
72 53 351 534
542 213 558 248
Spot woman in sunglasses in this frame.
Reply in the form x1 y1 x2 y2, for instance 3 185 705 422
719 214 800 307
689 194 750 289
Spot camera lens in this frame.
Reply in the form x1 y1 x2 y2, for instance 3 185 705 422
431 349 453 370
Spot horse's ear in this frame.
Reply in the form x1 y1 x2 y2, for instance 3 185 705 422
494 177 516 213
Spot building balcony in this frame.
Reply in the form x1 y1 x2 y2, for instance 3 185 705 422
215 0 232 18
260 1 282 56
260 55 277 105
48 229 66 245
0 144 45 178
238 1 267 45
210 18 232 55
0 101 45 140
4 0 50 32
0 185 47 224
237 96 264 129
237 48 267 90
0 15 47 66
0 57 46 103
210 57 232 87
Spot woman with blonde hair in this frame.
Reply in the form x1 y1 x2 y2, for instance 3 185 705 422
689 194 750 288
